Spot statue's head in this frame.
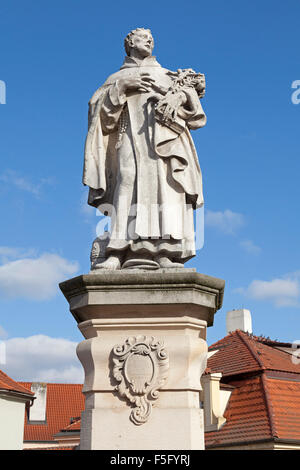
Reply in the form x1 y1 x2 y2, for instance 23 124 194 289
124 28 154 58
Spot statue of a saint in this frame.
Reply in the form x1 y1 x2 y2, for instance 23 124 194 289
83 28 206 270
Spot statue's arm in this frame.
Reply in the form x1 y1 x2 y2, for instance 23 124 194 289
177 87 206 130
99 81 127 134
96 74 154 135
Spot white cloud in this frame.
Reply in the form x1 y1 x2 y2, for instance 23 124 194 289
205 209 245 234
36 365 83 383
0 247 21 258
0 170 53 198
0 325 8 339
240 239 261 254
2 335 83 383
0 246 37 263
0 253 79 300
235 272 300 307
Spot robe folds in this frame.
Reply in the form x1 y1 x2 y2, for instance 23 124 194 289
83 56 206 263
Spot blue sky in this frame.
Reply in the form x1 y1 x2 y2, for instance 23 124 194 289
0 0 299 382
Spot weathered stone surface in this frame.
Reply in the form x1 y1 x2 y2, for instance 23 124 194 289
60 270 225 449
83 28 206 270
59 270 224 327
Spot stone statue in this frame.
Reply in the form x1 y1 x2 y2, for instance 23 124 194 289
83 28 206 270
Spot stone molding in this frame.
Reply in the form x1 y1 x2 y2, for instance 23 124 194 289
59 271 225 327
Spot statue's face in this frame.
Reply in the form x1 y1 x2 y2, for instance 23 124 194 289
130 30 154 58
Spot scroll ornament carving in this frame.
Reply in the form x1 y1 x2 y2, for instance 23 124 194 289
112 335 169 425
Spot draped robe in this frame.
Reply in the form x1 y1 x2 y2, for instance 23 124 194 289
83 56 206 263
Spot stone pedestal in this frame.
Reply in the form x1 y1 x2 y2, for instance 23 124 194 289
59 270 224 450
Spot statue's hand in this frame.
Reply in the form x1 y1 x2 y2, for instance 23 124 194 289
156 91 187 123
118 73 155 95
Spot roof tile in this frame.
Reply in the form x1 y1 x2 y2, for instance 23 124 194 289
0 369 34 396
208 330 300 377
20 383 84 442
205 376 272 447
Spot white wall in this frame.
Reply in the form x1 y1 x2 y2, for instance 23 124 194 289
29 383 47 421
0 394 26 450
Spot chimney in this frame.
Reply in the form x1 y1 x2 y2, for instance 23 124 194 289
226 309 252 334
29 382 47 422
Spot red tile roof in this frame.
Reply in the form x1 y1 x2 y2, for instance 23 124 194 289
205 375 300 447
0 369 34 397
205 330 300 448
20 383 84 442
208 330 300 377
205 376 272 447
63 419 81 431
59 418 81 432
265 377 300 440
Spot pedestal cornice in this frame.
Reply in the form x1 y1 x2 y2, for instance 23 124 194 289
59 270 225 327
